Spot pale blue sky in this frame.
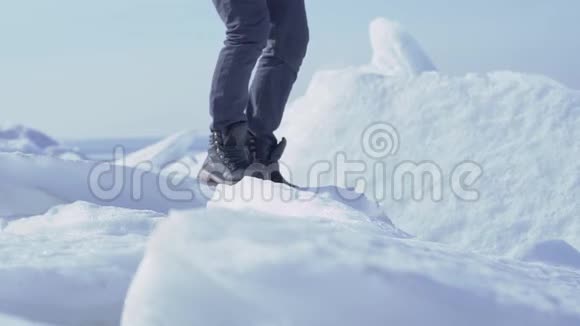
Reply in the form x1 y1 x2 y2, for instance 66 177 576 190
1 0 579 139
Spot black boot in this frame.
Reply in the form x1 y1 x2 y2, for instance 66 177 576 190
247 133 293 185
199 123 251 185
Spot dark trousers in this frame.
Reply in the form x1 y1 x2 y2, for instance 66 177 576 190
210 0 309 137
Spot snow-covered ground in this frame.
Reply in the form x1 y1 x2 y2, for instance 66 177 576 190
123 183 580 326
1 17 579 326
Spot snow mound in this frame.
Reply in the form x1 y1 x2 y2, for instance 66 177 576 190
0 152 207 218
279 18 580 257
369 18 436 76
0 202 162 326
520 240 580 270
122 130 207 174
0 124 83 160
122 202 580 326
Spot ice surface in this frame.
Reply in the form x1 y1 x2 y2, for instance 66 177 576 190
0 152 207 218
0 202 162 325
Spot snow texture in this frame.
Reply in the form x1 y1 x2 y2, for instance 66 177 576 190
279 18 580 257
0 202 162 325
123 182 580 326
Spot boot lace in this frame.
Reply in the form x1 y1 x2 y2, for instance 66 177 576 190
210 133 249 171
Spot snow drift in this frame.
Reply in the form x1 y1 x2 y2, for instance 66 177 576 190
279 18 580 257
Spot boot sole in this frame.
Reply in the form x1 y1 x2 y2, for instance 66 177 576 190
198 169 241 186
200 169 300 189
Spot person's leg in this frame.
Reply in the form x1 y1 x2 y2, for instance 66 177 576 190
244 0 308 185
246 0 309 137
202 0 270 185
210 0 270 132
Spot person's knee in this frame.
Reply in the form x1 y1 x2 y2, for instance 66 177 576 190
275 25 309 72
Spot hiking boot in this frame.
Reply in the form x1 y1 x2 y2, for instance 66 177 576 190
199 123 250 185
247 133 292 185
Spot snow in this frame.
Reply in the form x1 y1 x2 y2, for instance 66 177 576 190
208 179 407 237
0 124 83 160
1 16 579 326
279 19 580 257
122 183 580 326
